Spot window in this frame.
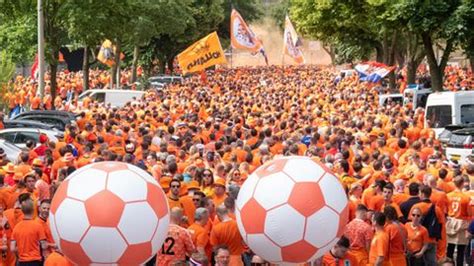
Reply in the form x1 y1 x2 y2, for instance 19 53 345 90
426 105 452 128
91 92 105 103
15 131 39 144
461 104 474 124
0 132 17 143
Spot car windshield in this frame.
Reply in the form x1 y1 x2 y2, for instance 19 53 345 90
426 105 452 128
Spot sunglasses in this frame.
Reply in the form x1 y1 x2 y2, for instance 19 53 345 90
412 214 421 217
192 198 200 202
171 185 180 188
203 173 212 177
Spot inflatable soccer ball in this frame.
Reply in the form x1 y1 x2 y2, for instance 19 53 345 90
50 162 169 265
236 156 349 263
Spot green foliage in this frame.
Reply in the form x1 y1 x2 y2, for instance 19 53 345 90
0 51 15 110
0 15 37 64
270 0 289 30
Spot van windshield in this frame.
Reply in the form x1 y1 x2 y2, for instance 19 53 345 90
461 104 474 124
78 91 91 100
426 105 452 128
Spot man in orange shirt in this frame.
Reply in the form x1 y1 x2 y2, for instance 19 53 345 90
369 212 389 266
410 185 444 265
212 178 227 207
10 197 47 266
35 200 56 258
317 236 359 266
381 183 403 219
157 207 195 265
210 205 244 266
446 176 471 266
383 205 407 266
188 207 211 259
344 204 373 266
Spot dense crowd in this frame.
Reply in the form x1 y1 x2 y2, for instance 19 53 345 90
0 65 472 266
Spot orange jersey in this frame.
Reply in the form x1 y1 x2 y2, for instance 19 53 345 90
404 222 429 253
210 220 244 256
369 230 390 266
188 222 212 259
44 251 74 266
321 251 359 266
447 190 471 220
11 219 46 262
156 224 195 265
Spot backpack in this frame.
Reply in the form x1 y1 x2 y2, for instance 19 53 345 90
420 203 442 240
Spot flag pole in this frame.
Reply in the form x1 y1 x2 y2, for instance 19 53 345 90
37 0 45 97
230 1 233 69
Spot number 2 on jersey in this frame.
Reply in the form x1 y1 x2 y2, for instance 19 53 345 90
161 237 175 255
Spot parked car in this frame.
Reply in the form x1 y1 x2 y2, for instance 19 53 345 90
12 110 77 131
0 138 23 163
438 124 468 148
0 128 62 148
148 75 183 84
445 126 474 163
3 119 60 131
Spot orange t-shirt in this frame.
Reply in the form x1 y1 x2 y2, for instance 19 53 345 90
447 190 471 220
210 220 244 255
44 251 74 266
404 222 429 253
369 230 390 266
188 222 211 258
321 251 359 266
384 222 407 263
12 219 46 262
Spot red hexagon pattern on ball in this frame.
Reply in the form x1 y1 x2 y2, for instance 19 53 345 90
255 158 288 178
240 198 266 234
90 161 129 171
281 240 318 262
60 239 91 265
147 183 168 218
84 190 125 227
118 242 152 265
337 205 350 237
288 182 325 217
50 179 69 214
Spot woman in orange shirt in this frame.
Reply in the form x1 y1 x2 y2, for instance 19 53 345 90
404 207 429 266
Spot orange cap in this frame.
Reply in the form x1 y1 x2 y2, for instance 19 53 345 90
32 158 43 167
214 178 226 187
160 177 172 189
2 163 15 174
187 180 200 191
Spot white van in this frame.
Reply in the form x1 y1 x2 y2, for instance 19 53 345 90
78 89 145 107
403 86 431 109
424 91 474 136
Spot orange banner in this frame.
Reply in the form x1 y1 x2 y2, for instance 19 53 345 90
177 32 227 74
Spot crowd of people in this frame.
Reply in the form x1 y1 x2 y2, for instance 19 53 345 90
0 64 472 266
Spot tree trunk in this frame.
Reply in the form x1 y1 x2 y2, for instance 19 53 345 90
82 46 89 91
375 44 384 63
407 61 417 84
470 54 474 75
322 44 335 65
421 33 443 92
130 45 139 83
49 47 59 109
167 56 175 74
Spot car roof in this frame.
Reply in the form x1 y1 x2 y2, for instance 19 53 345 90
14 110 76 119
4 119 55 128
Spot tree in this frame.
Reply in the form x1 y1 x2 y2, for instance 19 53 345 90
0 51 15 111
144 0 224 74
399 0 468 91
0 14 37 65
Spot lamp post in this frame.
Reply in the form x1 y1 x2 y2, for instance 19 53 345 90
37 0 45 97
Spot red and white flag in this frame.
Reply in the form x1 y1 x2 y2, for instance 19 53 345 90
31 54 39 80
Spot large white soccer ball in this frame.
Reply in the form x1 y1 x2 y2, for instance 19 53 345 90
236 156 349 264
50 161 170 265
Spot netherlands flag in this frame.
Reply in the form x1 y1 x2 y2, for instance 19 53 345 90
355 61 395 83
